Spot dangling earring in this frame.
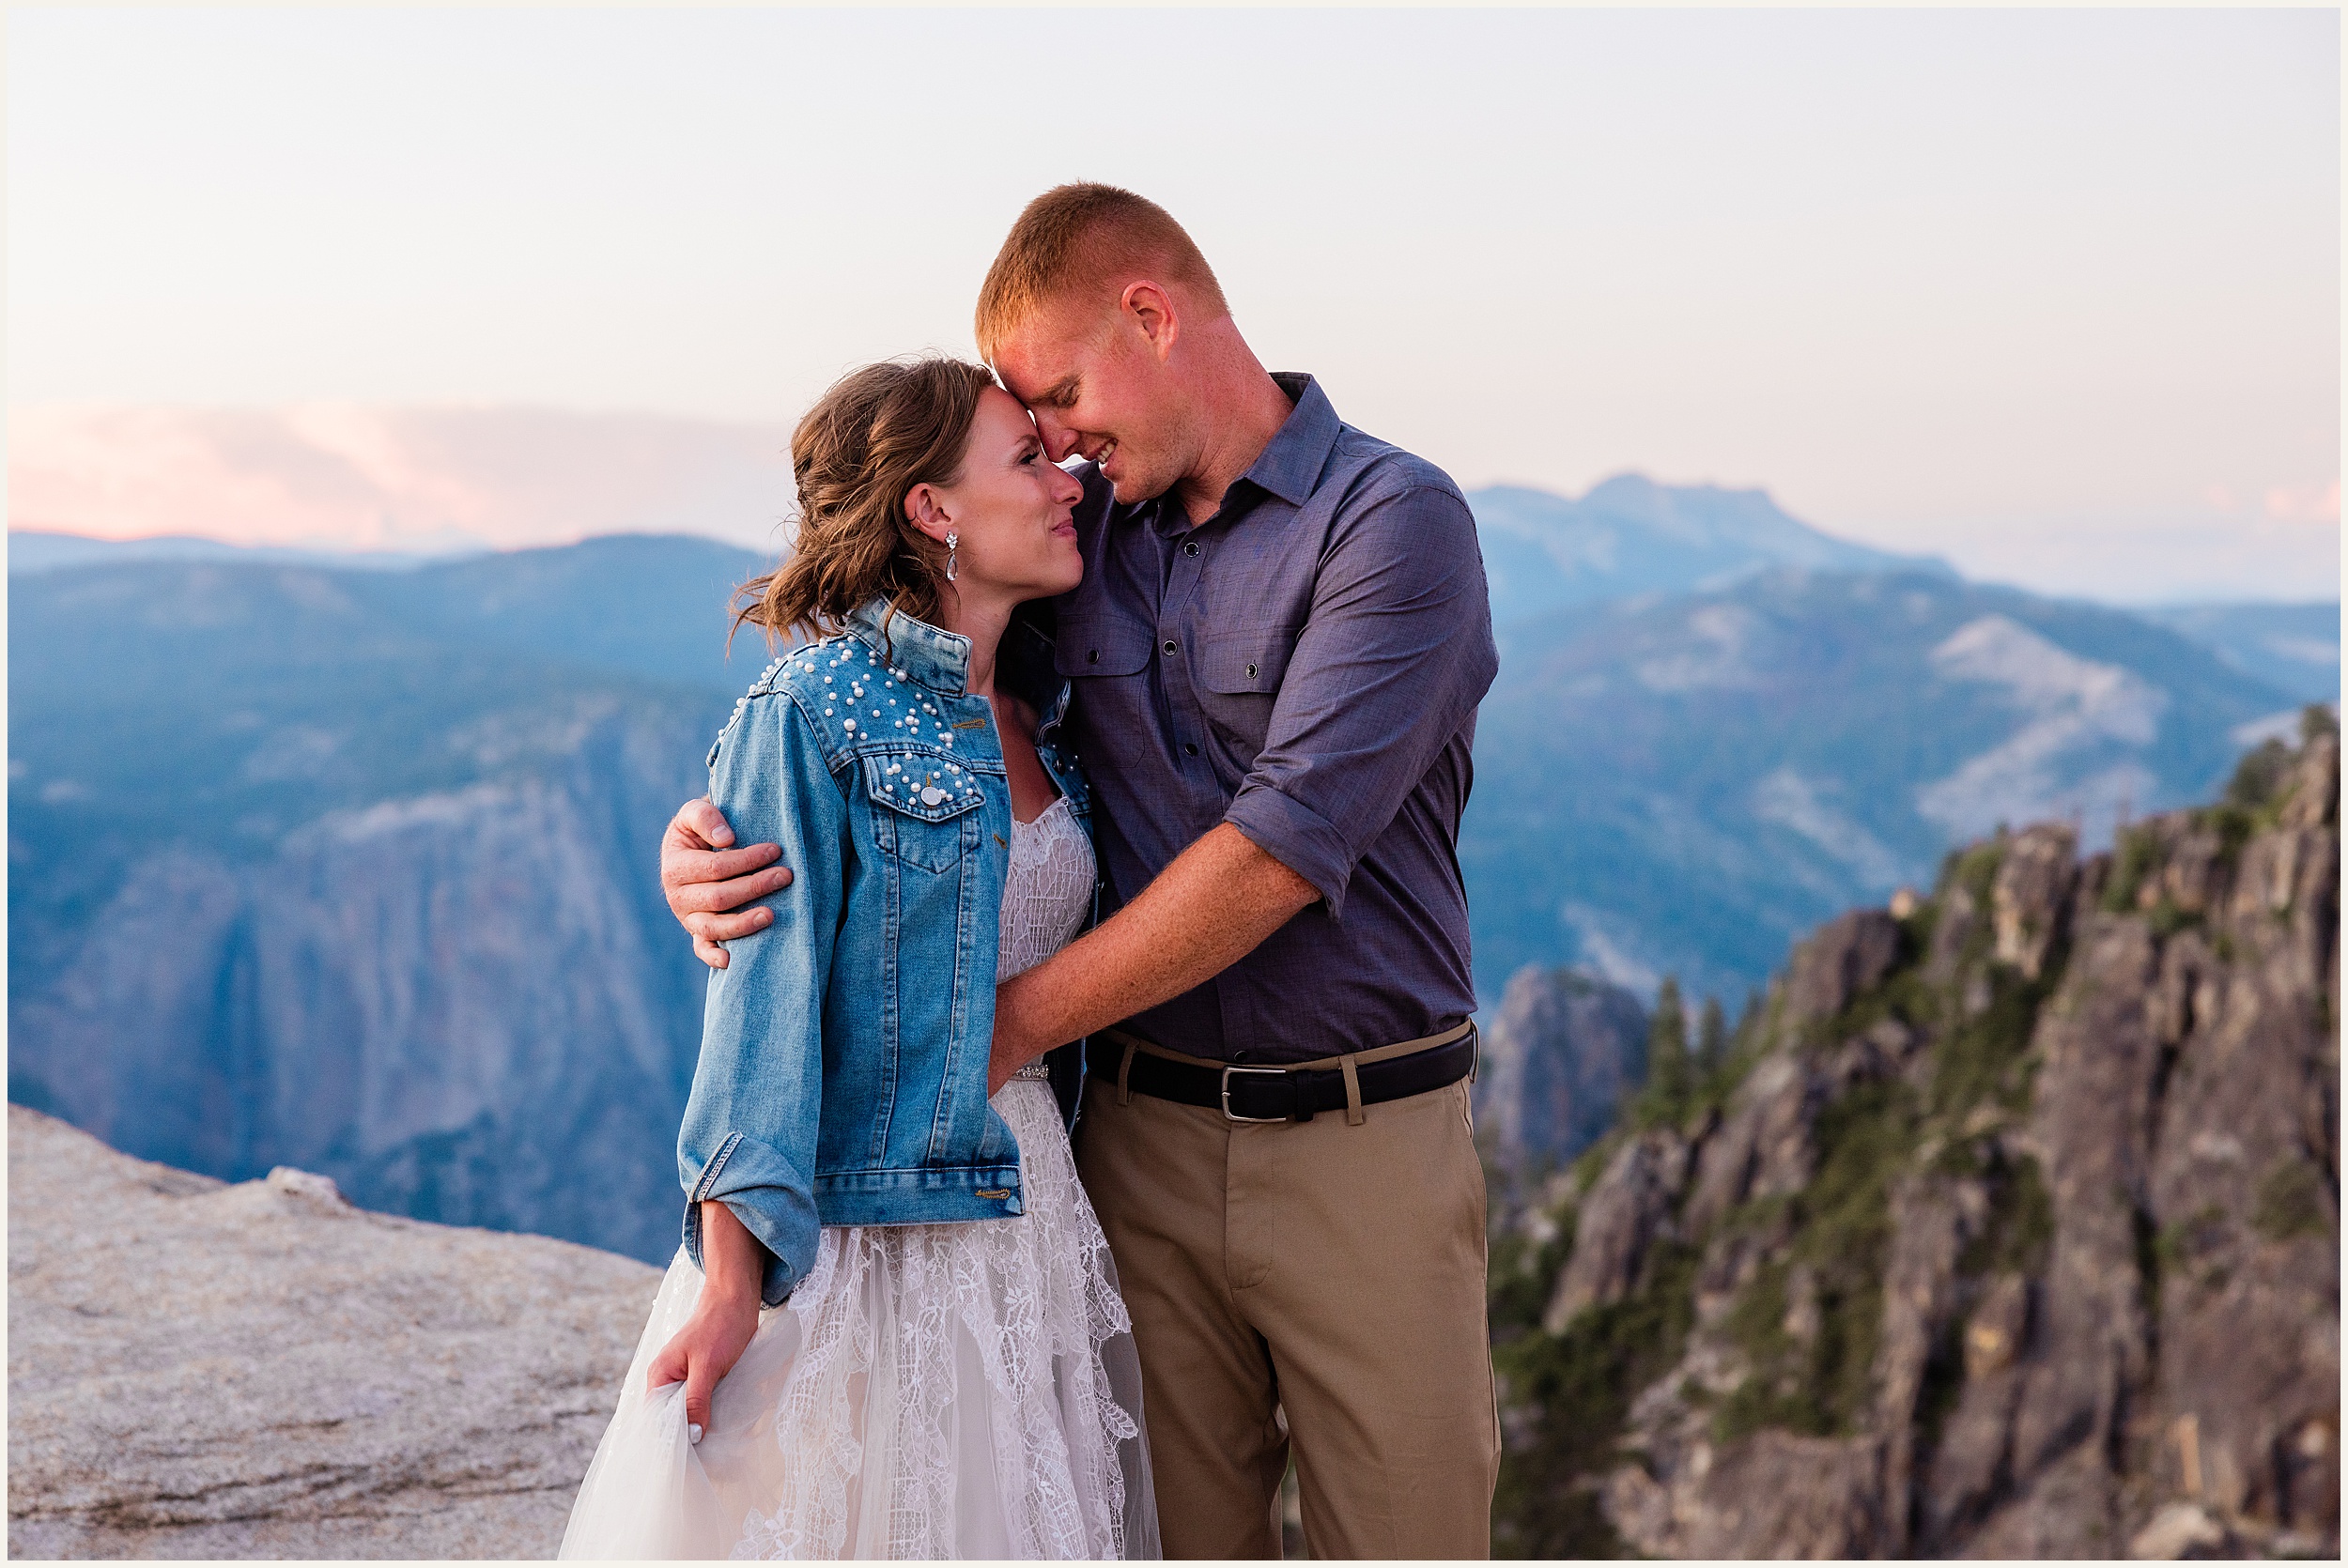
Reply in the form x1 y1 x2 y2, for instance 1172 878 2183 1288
944 531 959 583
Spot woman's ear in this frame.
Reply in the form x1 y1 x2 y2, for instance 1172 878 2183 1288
904 483 953 545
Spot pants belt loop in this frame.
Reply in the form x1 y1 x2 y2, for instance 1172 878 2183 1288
1339 1053 1366 1126
1118 1041 1135 1107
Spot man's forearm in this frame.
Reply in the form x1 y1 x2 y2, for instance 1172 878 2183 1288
991 822 1318 1084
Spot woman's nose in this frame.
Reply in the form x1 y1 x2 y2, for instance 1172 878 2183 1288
1051 463 1083 503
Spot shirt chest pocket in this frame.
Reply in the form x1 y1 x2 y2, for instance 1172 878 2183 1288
1053 618 1155 679
1200 624 1300 697
860 753 986 875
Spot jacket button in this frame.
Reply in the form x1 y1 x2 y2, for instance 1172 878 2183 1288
1184 743 1199 757
1088 650 1100 664
1246 662 1259 679
1183 541 1200 558
1162 639 1178 656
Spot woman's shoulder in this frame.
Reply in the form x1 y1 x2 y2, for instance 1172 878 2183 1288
708 635 857 769
715 632 958 766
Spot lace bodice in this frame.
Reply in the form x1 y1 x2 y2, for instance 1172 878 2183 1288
997 796 1094 981
998 797 1095 1081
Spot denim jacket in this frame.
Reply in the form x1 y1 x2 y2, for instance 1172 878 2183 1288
679 598 1090 1306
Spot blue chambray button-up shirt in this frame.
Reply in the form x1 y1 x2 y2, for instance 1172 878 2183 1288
1035 373 1498 1066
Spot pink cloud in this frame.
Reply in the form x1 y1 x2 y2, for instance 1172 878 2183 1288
2263 481 2342 526
8 404 796 555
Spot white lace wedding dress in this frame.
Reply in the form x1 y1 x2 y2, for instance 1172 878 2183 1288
561 797 1159 1560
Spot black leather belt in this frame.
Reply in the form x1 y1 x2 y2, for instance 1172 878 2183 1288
1088 1022 1478 1124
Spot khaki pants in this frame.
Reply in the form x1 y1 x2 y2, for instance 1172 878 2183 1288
1074 1068 1500 1559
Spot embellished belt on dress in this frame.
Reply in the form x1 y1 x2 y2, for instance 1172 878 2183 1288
1086 1021 1477 1126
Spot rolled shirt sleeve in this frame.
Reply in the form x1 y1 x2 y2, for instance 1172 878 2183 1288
1223 483 1498 919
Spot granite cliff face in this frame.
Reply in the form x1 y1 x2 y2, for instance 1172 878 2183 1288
1474 964 1649 1172
8 697 715 1263
1489 720 2340 1559
7 1105 657 1558
9 548 749 1262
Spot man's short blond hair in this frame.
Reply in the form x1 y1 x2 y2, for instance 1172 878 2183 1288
975 183 1228 361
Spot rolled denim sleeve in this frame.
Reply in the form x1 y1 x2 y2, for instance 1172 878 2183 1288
676 690 846 1307
1223 482 1497 919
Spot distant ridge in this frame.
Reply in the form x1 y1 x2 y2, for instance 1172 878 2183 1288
2138 600 2340 706
7 529 477 575
1469 474 1955 626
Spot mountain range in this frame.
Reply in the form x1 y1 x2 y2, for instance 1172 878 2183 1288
1464 565 2301 1005
8 479 2331 1259
1472 476 1956 624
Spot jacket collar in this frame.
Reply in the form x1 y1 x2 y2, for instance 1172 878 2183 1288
845 598 972 698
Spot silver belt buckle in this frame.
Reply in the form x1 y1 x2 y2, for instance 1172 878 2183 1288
1220 1065 1290 1123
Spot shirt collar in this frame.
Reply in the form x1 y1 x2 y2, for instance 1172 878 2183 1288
844 597 972 698
1242 372 1341 507
1144 371 1340 533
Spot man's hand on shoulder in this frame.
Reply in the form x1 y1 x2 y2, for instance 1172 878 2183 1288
662 797 794 970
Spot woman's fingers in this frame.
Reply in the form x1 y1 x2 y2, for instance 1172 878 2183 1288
684 1360 717 1438
645 1338 687 1394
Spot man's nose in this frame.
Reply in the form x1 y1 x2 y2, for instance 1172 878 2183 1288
1031 412 1081 463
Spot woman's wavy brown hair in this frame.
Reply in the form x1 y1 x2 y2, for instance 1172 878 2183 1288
734 357 998 650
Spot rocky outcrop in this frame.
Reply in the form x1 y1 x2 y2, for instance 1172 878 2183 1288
1783 909 1904 1029
7 1105 658 1558
1491 722 2340 1560
1543 1130 1691 1331
1474 964 1647 1171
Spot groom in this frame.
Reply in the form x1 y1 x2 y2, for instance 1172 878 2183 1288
663 184 1500 1559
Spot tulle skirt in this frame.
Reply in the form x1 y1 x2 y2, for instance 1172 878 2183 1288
560 1080 1159 1560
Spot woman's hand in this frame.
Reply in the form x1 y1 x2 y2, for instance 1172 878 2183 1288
646 1200 768 1439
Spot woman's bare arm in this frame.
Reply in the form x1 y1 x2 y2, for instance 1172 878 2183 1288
643 1200 767 1438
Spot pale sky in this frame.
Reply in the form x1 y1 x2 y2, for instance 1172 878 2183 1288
8 6 2340 601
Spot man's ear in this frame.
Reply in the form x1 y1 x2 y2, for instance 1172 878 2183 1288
904 483 953 544
1121 281 1180 361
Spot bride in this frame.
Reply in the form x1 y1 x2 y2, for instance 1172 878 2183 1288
560 357 1158 1560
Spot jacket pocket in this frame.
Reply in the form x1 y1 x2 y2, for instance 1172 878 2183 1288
860 753 985 875
1199 624 1300 695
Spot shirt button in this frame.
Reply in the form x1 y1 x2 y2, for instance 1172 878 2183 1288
1183 743 1199 757
1183 541 1200 558
1162 639 1178 656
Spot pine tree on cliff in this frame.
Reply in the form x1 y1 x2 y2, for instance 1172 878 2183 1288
1639 976 1694 1119
1695 995 1728 1076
